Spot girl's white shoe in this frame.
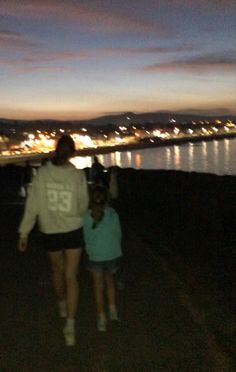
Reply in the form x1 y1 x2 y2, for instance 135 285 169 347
63 326 76 346
109 306 119 321
97 315 107 332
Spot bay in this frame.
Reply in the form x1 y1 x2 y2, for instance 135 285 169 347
71 137 236 176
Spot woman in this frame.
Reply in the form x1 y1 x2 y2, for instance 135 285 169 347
18 135 89 346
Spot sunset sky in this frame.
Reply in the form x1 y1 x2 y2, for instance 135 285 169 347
0 0 235 120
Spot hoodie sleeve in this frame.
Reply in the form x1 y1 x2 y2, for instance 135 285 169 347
77 170 89 216
18 173 39 237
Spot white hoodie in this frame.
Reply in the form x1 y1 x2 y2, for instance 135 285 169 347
19 161 89 236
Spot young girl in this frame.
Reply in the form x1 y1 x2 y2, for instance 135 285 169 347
83 185 122 331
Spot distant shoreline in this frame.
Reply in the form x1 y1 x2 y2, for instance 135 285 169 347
0 131 235 166
75 131 236 156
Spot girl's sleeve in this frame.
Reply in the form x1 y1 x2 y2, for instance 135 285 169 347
18 173 39 237
77 170 89 216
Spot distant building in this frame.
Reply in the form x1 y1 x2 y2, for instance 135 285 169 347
0 135 9 152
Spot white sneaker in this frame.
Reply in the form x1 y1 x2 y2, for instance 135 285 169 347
97 316 107 332
109 307 119 321
63 327 76 346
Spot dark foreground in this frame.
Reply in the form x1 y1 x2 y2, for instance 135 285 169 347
0 168 236 371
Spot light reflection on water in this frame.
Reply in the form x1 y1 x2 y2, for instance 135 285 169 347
127 151 132 167
213 140 219 174
71 138 236 176
174 145 180 170
165 148 171 169
188 144 194 172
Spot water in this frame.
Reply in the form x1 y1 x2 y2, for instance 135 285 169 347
71 137 236 176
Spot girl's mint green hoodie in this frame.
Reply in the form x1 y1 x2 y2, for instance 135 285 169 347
19 161 89 237
83 207 122 262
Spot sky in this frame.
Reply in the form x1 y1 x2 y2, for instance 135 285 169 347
0 0 236 120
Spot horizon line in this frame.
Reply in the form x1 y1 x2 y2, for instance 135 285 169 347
1 109 236 122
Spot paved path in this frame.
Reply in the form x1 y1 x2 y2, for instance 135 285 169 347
0 203 235 371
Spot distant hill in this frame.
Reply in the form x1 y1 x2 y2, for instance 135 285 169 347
0 111 235 130
84 111 236 126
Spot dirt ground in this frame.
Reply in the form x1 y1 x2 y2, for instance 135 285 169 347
0 168 236 371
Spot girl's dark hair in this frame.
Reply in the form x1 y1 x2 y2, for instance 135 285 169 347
90 186 108 228
52 135 75 166
90 185 108 206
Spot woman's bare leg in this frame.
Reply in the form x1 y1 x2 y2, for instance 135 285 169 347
64 248 82 319
48 250 65 301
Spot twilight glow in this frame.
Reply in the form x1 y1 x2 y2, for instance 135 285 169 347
0 0 235 120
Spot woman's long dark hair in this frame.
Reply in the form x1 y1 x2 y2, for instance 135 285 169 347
52 135 75 166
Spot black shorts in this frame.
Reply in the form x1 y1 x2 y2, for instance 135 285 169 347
41 228 85 252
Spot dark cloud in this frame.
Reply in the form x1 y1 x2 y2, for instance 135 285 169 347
0 29 42 49
119 45 196 54
0 44 197 72
161 0 236 8
143 51 236 73
0 1 169 35
177 107 236 116
0 57 76 74
190 0 235 7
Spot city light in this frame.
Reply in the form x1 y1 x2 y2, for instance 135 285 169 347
0 118 235 159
